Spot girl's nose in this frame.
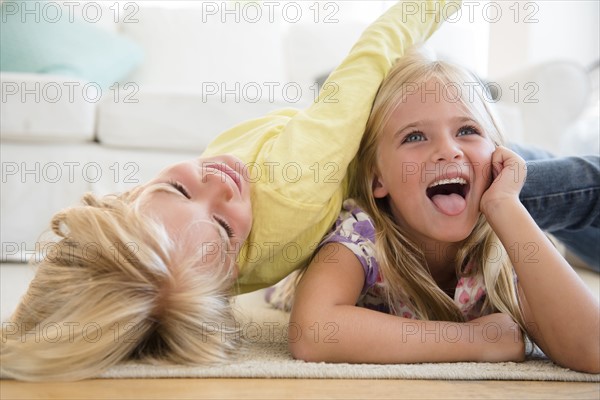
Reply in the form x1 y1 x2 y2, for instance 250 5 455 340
432 138 464 162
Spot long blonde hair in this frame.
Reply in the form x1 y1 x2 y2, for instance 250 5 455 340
349 50 526 329
1 187 241 381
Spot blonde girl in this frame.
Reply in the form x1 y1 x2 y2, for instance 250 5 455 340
289 50 600 373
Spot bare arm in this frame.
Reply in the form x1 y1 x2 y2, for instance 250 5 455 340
289 243 524 364
481 147 600 373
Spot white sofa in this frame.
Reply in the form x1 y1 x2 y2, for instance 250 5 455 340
1 2 597 262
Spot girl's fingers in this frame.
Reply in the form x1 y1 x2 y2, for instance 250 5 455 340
490 146 527 190
490 146 507 180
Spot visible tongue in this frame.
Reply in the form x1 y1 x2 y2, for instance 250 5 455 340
431 193 466 216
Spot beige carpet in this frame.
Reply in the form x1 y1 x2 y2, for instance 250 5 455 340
99 289 600 382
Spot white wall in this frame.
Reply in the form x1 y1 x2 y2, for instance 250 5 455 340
126 0 598 82
488 0 599 79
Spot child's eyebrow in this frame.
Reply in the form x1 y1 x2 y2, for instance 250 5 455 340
213 223 233 246
191 219 233 251
134 183 184 208
143 182 177 196
392 122 421 140
452 116 479 125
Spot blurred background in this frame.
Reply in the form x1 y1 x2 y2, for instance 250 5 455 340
1 0 599 317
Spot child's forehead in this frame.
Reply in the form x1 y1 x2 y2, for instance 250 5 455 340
394 74 492 116
399 76 477 102
392 84 476 117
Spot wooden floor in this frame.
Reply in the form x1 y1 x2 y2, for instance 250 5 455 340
2 379 599 400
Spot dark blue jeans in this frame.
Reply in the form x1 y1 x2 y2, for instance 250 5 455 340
512 144 600 272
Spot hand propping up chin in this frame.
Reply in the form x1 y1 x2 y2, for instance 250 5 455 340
480 146 527 217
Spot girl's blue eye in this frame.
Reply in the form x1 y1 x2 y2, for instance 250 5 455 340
457 125 480 137
403 132 425 143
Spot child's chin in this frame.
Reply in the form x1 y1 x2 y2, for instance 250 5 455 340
439 235 470 244
432 228 473 244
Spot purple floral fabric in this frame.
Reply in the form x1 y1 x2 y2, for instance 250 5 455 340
319 199 489 320
319 199 380 294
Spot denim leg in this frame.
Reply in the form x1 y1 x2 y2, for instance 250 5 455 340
510 143 600 270
510 143 554 160
551 226 600 272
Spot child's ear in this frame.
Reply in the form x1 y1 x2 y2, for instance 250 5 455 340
372 173 389 198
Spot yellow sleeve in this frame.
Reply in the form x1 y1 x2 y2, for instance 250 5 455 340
264 0 461 203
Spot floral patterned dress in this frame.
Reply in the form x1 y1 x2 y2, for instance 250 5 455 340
320 199 486 320
267 199 488 321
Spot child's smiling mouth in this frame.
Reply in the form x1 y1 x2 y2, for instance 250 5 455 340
426 176 470 216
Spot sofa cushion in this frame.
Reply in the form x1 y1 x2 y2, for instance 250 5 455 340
96 88 296 151
0 1 143 89
1 73 96 142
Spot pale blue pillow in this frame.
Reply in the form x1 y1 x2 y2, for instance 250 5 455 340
0 1 143 88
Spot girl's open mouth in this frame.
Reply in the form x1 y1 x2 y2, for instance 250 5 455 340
426 177 470 216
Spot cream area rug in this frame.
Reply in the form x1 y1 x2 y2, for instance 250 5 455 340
99 289 599 382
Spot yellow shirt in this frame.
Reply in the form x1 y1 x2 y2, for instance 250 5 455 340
202 0 460 293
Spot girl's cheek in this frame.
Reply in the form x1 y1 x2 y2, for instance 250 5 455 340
485 137 497 154
471 145 495 186
476 142 496 169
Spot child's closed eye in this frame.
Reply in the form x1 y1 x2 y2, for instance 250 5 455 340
169 180 191 199
214 216 235 238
